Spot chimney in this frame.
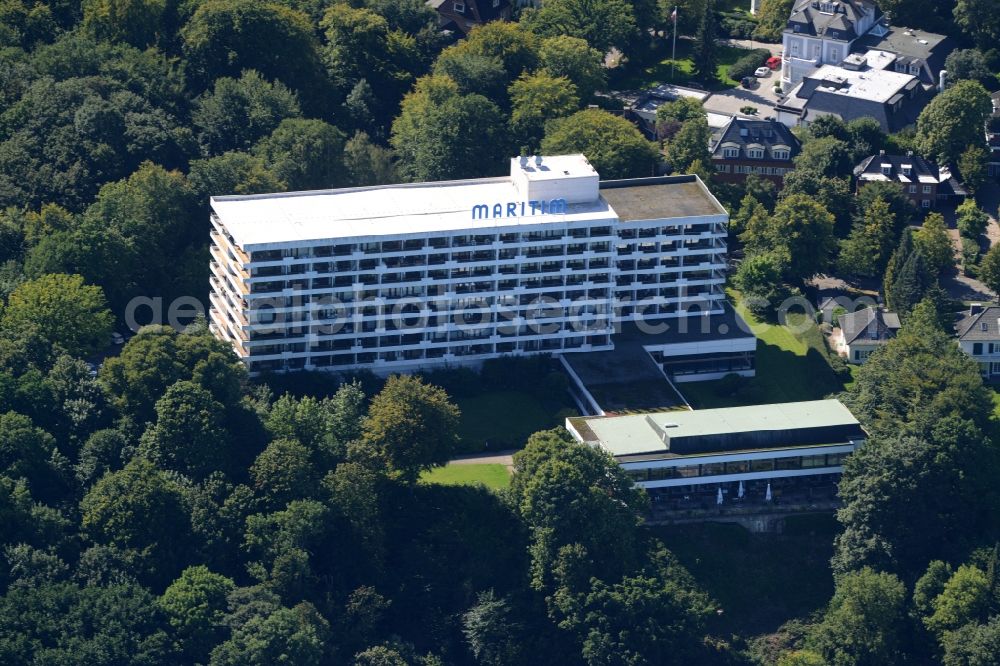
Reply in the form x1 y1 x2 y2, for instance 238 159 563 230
939 69 947 92
906 150 913 157
534 155 543 167
879 149 885 156
519 154 528 168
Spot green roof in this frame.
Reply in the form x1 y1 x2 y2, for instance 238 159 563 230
568 399 861 458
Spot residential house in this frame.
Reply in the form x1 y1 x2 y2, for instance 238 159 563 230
956 304 1000 378
428 0 511 35
782 0 881 86
833 307 900 363
710 118 802 185
854 150 965 210
775 58 929 132
781 0 952 87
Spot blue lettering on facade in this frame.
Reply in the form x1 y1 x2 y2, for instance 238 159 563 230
471 198 568 219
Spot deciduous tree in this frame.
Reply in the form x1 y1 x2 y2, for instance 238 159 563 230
542 109 661 179
916 80 992 165
1 273 113 357
354 375 459 484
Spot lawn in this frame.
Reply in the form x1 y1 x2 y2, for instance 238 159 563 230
651 514 838 639
420 463 511 490
681 292 850 409
456 390 570 451
611 39 755 91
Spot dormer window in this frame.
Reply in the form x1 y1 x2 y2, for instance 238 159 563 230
881 163 892 175
901 165 912 176
748 148 765 159
723 148 740 158
454 1 465 12
773 149 790 160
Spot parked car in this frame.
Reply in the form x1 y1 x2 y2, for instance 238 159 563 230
754 66 770 78
111 332 125 345
766 56 782 70
741 76 758 89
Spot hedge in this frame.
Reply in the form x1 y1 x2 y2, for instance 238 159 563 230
728 49 773 81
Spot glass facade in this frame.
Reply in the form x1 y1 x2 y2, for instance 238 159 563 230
624 452 850 483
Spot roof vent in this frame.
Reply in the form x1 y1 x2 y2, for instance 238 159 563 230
662 422 679 428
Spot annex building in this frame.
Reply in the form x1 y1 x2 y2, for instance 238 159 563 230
209 155 754 378
567 399 865 500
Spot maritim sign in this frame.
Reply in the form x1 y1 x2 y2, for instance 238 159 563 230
472 198 567 219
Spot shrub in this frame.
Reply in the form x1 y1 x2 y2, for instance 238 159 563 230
962 237 981 276
720 12 758 39
728 49 771 81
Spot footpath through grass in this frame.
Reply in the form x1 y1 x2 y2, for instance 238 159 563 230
420 463 511 490
682 292 849 409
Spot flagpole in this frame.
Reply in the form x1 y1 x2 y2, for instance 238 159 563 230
671 6 678 81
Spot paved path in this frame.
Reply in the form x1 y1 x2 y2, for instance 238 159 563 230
449 450 516 468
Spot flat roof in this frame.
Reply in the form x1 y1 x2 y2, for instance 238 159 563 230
212 177 614 248
211 164 723 248
599 177 726 221
569 399 860 457
809 64 916 103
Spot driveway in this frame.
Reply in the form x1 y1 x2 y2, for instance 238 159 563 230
703 71 784 119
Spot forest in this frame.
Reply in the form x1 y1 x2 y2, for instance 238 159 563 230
1 0 1000 664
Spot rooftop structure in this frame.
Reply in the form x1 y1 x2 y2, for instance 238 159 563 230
776 63 926 132
208 155 747 377
566 399 865 490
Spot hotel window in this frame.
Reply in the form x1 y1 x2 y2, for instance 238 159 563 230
910 64 920 74
813 45 821 58
700 462 725 476
791 42 799 55
974 343 984 355
922 200 931 208
909 185 917 193
750 459 773 472
923 185 932 193
775 457 802 471
723 148 739 158
748 148 764 159
675 465 700 478
830 48 839 61
802 455 828 468
773 150 789 160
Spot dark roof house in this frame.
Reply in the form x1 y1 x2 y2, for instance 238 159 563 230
428 0 511 35
854 150 965 208
853 25 953 86
956 304 1000 342
838 308 900 346
710 118 802 184
786 0 878 42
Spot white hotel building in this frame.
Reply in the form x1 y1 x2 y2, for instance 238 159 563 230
208 155 753 377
